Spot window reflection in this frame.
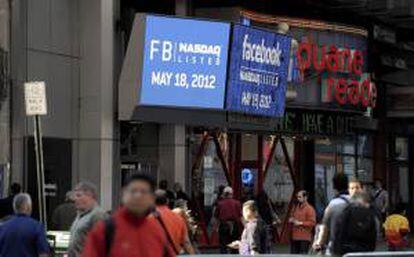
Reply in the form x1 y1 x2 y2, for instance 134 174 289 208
263 138 295 235
395 137 408 161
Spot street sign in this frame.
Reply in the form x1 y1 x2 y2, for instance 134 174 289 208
25 81 47 116
226 24 291 117
140 15 230 109
24 81 47 228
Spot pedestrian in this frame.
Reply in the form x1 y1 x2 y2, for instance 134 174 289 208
159 180 176 209
154 189 195 254
68 182 108 257
0 193 50 257
256 190 281 227
373 179 389 221
313 173 350 253
0 182 22 220
383 203 410 251
348 178 363 197
172 202 199 249
173 182 190 203
289 190 316 254
331 191 377 256
229 200 271 255
51 191 77 231
214 185 226 206
214 186 242 254
81 174 175 257
211 185 226 221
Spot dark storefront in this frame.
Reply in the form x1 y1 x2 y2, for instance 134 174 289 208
118 10 378 246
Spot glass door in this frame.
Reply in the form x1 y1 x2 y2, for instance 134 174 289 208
263 136 296 242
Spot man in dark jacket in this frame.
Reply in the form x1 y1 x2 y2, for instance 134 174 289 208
0 193 50 257
0 183 22 220
51 191 77 230
331 191 377 256
215 186 242 254
159 180 176 208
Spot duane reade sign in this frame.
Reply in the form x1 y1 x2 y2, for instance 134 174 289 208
24 81 47 116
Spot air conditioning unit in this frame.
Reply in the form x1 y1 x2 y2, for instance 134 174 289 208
333 0 367 10
336 0 367 6
391 4 414 19
368 0 394 12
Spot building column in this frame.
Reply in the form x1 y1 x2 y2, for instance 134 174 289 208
76 0 115 210
152 0 193 192
175 0 192 16
158 125 186 189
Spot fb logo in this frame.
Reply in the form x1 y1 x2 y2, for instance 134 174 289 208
150 40 173 62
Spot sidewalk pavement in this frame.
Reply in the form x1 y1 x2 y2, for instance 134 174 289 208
200 241 413 254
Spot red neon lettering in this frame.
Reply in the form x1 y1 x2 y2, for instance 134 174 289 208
326 45 339 72
360 78 370 107
326 77 335 102
297 42 311 72
312 44 326 72
347 79 360 105
340 48 352 73
353 51 364 75
370 82 377 108
335 78 347 105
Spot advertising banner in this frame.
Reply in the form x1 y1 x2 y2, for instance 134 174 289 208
226 24 291 117
140 15 230 109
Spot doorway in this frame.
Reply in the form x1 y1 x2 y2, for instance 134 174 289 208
189 130 298 246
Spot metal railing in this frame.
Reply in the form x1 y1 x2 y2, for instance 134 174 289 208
185 253 414 257
344 252 414 256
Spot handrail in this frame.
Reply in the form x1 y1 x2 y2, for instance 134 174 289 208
344 252 414 256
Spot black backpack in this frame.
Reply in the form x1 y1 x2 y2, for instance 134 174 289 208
332 203 377 255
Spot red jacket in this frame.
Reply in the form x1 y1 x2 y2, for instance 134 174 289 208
291 202 316 241
215 198 242 221
82 207 173 257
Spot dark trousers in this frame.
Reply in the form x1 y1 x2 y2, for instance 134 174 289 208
290 240 310 254
219 221 239 254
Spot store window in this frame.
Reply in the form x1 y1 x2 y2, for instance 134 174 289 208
263 137 295 235
189 132 229 237
389 137 410 206
202 140 228 208
315 138 336 218
395 137 409 161
357 135 374 183
314 135 374 218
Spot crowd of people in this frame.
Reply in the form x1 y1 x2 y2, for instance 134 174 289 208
0 176 196 257
212 174 410 256
0 173 410 257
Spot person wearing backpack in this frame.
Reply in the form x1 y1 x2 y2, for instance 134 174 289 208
313 173 350 253
331 191 377 256
313 175 364 255
229 200 271 255
81 174 174 257
289 190 316 254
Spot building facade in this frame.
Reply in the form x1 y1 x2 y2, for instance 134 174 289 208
3 0 414 233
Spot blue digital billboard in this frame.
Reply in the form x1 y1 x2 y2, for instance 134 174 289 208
226 24 291 117
140 15 231 109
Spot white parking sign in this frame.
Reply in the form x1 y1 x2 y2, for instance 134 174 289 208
25 81 47 116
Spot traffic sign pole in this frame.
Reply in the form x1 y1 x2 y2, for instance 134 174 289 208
24 81 47 228
33 116 43 225
33 115 47 228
